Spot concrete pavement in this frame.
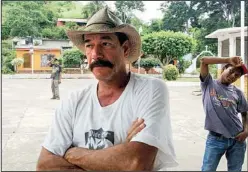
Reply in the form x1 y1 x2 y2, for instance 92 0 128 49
2 78 247 171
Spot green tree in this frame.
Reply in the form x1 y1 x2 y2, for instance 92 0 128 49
177 59 192 74
142 31 195 65
160 1 248 55
133 57 161 73
115 1 145 23
161 1 190 32
81 1 107 19
2 40 16 74
149 19 163 33
62 49 86 68
3 1 56 38
130 17 151 35
42 27 67 40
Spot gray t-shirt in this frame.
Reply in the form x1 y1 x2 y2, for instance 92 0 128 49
200 74 248 138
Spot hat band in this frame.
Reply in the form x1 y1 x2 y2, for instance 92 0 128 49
86 22 116 29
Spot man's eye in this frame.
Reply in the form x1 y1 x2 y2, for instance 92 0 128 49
85 44 92 48
103 42 112 46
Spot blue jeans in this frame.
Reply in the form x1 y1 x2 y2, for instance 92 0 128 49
202 132 246 171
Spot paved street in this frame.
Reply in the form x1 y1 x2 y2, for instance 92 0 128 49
2 78 247 171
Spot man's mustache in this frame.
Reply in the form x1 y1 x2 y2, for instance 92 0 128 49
89 59 114 71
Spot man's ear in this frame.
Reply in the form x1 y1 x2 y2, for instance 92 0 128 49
122 40 130 58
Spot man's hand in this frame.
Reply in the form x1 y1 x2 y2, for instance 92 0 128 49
228 56 243 67
65 118 146 162
235 131 248 142
64 147 83 163
126 118 146 142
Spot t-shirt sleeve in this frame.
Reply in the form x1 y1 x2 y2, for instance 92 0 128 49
131 79 178 168
42 92 76 156
200 73 212 91
237 89 248 113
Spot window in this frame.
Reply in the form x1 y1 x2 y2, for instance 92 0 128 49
41 54 55 67
23 53 31 68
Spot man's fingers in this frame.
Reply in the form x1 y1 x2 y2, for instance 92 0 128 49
235 134 245 142
127 118 138 136
132 123 146 136
127 118 144 136
126 123 146 142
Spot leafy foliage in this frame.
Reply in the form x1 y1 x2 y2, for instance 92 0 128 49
62 49 85 68
81 1 107 19
177 59 192 74
142 31 195 65
196 65 217 79
115 1 145 23
163 64 179 81
133 57 161 73
3 2 56 38
41 27 68 39
161 2 191 33
160 1 248 55
11 58 24 66
2 40 16 73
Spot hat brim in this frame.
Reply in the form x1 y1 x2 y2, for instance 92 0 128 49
66 24 141 63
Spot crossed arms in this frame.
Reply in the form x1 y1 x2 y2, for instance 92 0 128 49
36 118 158 171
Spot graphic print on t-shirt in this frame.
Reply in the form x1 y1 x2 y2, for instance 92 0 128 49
210 88 236 108
85 128 114 150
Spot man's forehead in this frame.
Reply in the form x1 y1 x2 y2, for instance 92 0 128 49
228 66 243 73
84 33 117 40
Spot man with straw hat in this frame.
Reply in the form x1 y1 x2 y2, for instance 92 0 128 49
37 7 177 171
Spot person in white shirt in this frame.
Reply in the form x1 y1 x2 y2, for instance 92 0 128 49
36 7 177 171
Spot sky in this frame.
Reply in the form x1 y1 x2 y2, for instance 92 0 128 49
80 1 164 23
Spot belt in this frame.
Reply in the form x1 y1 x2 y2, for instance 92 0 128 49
209 131 226 138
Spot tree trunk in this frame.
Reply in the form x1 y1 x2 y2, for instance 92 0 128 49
145 68 150 74
231 3 235 27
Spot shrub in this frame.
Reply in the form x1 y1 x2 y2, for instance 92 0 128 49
163 64 179 80
62 49 85 68
133 57 161 73
2 66 15 74
11 58 24 66
2 40 16 73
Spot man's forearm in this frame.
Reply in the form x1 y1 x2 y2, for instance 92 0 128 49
201 57 230 65
36 148 85 171
241 112 248 132
65 142 156 171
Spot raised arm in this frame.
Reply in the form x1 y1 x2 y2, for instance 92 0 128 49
200 56 229 80
36 147 85 171
200 56 243 80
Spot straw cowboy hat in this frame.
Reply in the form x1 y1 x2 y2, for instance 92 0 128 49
66 7 141 63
